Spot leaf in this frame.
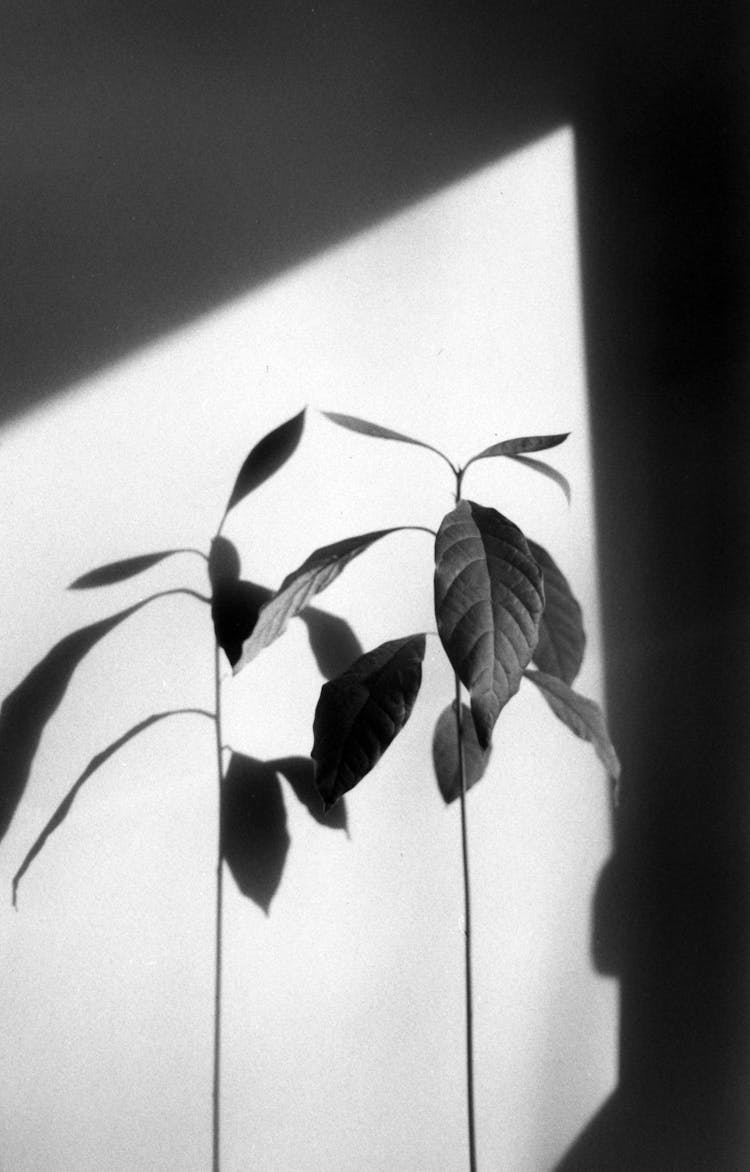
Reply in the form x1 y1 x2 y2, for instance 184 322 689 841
225 407 305 514
323 411 452 466
69 550 194 589
273 756 348 832
312 634 426 810
233 529 401 672
527 539 585 685
524 670 621 781
434 500 544 749
221 754 290 913
12 708 212 905
505 454 572 505
464 432 569 466
432 701 492 804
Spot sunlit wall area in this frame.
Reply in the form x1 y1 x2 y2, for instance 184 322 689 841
0 126 616 1171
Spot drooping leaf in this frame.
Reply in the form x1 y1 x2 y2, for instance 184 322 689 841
323 411 453 467
12 707 213 905
464 432 569 467
505 454 572 505
312 634 426 810
524 669 621 781
434 500 544 749
233 529 402 673
298 609 363 680
69 550 200 589
221 754 290 913
273 756 348 832
432 701 492 804
224 407 305 515
527 539 585 685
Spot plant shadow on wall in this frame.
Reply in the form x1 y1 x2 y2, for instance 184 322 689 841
3 408 620 1172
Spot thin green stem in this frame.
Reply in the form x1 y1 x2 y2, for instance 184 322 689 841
212 643 224 1172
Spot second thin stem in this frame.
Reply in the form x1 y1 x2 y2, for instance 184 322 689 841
455 672 477 1172
212 643 224 1172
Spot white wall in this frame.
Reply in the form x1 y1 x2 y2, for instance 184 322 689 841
0 127 616 1171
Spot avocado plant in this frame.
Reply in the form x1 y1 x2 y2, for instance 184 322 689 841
233 410 621 1172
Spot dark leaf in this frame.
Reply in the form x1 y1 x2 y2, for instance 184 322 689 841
506 454 571 505
524 670 621 781
273 756 348 832
432 701 492 804
527 539 585 685
312 634 426 810
464 432 569 467
299 609 364 680
12 708 212 905
233 529 401 672
323 411 452 467
221 754 290 913
0 601 151 845
208 536 241 589
212 580 272 667
69 550 192 589
225 407 305 514
434 500 544 749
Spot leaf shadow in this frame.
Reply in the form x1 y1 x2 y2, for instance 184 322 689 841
0 603 145 846
221 753 349 914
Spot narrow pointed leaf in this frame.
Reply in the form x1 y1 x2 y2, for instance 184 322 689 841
225 407 305 514
506 454 571 504
432 701 492 804
233 529 401 673
12 708 212 905
527 539 585 685
221 754 290 913
434 500 544 749
312 634 426 810
323 411 452 466
273 756 348 832
465 432 569 467
524 670 621 781
69 550 197 589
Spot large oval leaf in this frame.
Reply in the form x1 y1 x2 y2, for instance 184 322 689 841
434 500 544 749
524 670 621 781
233 529 401 673
527 539 585 685
432 700 492 804
272 756 348 833
323 411 453 468
224 407 305 515
221 754 290 914
312 634 426 810
69 549 201 589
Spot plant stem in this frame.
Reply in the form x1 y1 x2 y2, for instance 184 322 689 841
453 466 477 1172
212 642 224 1172
455 673 477 1172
